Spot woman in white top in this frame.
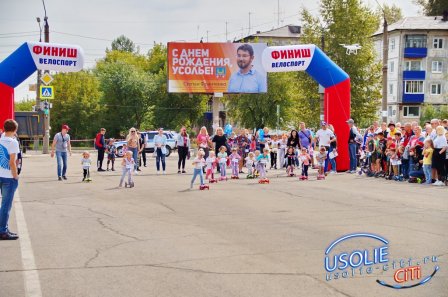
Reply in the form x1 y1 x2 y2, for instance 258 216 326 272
154 128 167 174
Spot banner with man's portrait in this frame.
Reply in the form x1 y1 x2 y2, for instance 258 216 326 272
167 42 267 93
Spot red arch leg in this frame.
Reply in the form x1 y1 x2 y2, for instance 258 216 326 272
0 82 15 130
324 78 351 172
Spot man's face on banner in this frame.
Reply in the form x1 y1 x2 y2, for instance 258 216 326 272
236 49 254 70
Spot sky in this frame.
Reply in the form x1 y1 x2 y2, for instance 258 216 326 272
0 0 421 103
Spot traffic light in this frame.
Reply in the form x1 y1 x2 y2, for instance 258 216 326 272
44 100 49 110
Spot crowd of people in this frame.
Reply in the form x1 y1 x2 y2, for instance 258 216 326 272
0 117 447 239
353 119 448 186
45 117 448 189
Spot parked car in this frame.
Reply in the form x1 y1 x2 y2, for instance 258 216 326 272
114 131 177 157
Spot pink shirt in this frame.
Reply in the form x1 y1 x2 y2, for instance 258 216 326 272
197 134 209 148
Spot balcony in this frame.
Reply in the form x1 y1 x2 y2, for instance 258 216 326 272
402 93 424 103
403 71 425 80
404 47 427 58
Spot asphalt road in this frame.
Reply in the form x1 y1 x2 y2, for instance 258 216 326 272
1 153 447 297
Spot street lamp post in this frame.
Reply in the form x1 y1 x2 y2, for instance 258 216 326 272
375 0 389 123
42 0 51 154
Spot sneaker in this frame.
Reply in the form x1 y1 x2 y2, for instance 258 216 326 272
433 180 444 186
134 170 138 175
0 232 19 240
137 168 141 172
182 170 186 174
98 168 106 172
82 178 85 182
163 171 166 175
178 170 181 174
62 176 67 180
58 176 63 181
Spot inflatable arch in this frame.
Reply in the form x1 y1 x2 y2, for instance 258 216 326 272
0 41 84 129
0 43 349 170
262 44 351 171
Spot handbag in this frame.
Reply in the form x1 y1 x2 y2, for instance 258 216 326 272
329 151 338 159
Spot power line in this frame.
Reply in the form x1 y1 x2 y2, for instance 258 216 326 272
0 31 39 36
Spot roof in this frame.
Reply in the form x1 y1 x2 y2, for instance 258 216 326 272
373 16 448 36
236 25 301 41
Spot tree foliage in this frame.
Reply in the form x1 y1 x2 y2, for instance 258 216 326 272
414 0 448 16
50 71 103 139
95 60 156 136
421 104 448 125
14 98 35 112
225 72 296 130
379 4 404 24
299 0 382 127
110 35 136 53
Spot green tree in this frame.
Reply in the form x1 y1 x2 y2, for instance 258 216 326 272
299 0 382 126
379 4 404 24
225 72 296 130
50 71 103 139
110 35 136 53
14 98 35 111
421 104 448 125
414 0 448 16
95 61 156 136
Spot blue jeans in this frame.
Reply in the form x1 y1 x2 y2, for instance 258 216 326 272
129 147 138 170
56 151 68 177
401 159 409 179
328 146 337 172
191 168 204 186
156 148 166 171
0 177 19 233
423 165 432 184
349 143 357 171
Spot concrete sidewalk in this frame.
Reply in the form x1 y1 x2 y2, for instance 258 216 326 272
1 152 447 297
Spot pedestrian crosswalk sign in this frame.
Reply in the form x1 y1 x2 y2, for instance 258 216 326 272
40 86 54 99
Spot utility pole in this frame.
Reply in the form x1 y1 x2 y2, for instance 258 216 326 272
381 16 388 123
35 17 43 150
319 27 326 121
248 12 252 35
42 4 50 154
375 0 388 123
277 0 280 27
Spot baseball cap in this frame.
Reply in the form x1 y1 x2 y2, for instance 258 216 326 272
321 121 327 126
389 143 396 149
367 133 374 137
346 119 354 124
62 124 70 130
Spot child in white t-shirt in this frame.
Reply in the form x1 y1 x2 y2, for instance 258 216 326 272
191 149 206 188
81 151 92 182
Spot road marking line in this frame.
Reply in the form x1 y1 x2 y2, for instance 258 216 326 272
15 190 43 297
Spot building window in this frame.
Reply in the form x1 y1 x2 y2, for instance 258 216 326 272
431 83 442 95
433 38 443 49
404 60 422 71
390 38 395 50
431 61 443 73
389 61 395 73
389 83 394 95
405 35 427 48
388 106 392 117
404 81 424 94
403 106 420 117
